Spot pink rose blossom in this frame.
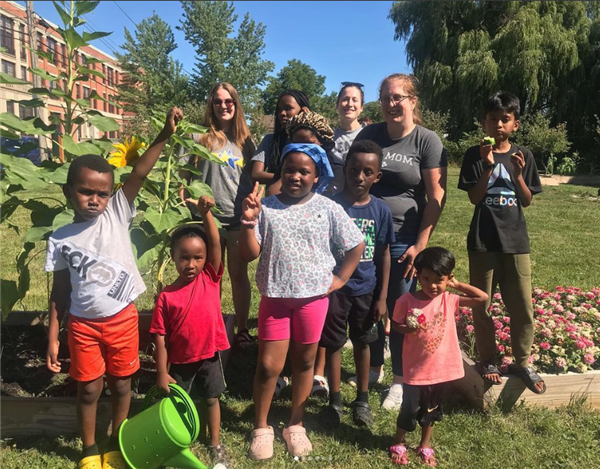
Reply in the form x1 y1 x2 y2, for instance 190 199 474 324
497 344 505 353
466 325 475 333
555 357 567 368
540 342 551 350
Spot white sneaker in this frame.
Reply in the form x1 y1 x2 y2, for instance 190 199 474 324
381 385 403 411
347 370 384 388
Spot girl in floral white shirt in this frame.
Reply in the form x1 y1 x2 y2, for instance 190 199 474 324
240 143 365 461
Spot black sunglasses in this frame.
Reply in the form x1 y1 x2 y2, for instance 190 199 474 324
341 81 364 89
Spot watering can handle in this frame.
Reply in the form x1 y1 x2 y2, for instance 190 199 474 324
141 383 190 412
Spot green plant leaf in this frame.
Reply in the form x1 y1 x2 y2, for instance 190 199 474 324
190 143 225 165
63 27 88 50
33 49 55 62
51 208 75 230
171 134 197 149
83 56 105 65
75 1 100 16
131 228 163 268
0 72 30 85
82 30 112 42
28 87 53 96
77 65 105 78
62 134 103 156
31 118 57 135
0 128 20 139
91 137 117 153
0 154 48 190
23 225 53 243
186 180 215 200
29 67 58 81
1 279 20 319
144 206 188 234
87 114 119 132
178 122 207 134
53 1 72 26
15 98 45 108
46 162 70 184
74 98 91 107
179 164 203 177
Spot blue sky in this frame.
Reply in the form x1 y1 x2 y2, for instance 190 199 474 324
19 1 410 103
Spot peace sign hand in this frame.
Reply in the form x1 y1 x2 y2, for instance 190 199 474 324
242 182 264 222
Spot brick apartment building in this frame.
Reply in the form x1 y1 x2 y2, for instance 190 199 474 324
0 0 129 148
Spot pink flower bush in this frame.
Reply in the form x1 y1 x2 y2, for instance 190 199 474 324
456 287 600 374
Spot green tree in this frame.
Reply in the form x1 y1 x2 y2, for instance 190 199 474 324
389 1 595 142
116 14 189 138
361 101 383 124
178 1 274 110
262 59 326 115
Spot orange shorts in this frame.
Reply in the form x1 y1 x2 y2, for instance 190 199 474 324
68 303 140 382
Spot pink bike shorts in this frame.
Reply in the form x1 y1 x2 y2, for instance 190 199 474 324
258 296 329 344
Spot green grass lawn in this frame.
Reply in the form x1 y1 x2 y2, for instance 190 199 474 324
1 169 600 468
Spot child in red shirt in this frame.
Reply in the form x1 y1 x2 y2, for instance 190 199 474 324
390 247 487 466
150 196 230 468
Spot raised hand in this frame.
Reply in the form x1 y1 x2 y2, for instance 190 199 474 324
479 139 495 166
185 195 215 215
163 106 183 137
242 182 264 222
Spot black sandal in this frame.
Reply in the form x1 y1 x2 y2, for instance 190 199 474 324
235 328 255 349
209 443 230 468
476 361 503 385
508 365 547 394
318 404 343 429
352 400 373 428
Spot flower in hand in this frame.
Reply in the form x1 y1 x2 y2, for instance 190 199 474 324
406 307 427 330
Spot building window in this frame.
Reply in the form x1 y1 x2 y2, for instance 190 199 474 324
107 67 114 87
6 100 16 115
20 65 27 81
102 64 106 84
108 95 115 114
83 87 90 99
47 37 58 65
2 59 16 77
103 92 107 112
49 79 57 90
19 105 35 119
19 24 26 59
36 32 44 53
61 43 67 66
76 84 81 99
1 15 15 55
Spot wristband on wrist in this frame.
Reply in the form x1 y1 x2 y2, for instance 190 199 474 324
240 217 258 227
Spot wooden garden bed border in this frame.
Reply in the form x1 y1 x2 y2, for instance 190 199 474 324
1 314 236 439
454 352 600 410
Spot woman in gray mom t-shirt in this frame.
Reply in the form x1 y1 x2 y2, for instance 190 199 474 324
353 74 447 404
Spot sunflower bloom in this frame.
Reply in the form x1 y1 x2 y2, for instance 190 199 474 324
108 136 145 168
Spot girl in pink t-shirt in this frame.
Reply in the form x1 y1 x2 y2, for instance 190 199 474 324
390 247 488 466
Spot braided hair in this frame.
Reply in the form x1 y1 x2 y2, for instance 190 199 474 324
269 89 310 173
286 111 334 153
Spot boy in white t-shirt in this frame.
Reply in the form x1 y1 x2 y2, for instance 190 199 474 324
45 107 182 469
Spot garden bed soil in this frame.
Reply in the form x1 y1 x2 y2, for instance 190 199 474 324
455 353 600 411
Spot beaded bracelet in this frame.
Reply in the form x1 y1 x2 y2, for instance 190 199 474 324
240 217 258 227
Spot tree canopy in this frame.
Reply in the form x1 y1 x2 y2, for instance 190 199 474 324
389 0 600 166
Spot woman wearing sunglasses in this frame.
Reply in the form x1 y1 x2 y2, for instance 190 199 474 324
352 73 448 412
180 82 256 348
325 82 366 195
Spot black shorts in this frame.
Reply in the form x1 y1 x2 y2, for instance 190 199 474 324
319 290 378 348
169 353 226 399
396 383 445 432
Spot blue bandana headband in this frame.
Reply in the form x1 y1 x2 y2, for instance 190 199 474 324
280 143 333 194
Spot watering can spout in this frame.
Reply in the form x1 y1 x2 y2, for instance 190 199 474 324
163 448 207 469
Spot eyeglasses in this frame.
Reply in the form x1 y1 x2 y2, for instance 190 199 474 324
379 94 413 105
213 98 235 106
341 81 364 89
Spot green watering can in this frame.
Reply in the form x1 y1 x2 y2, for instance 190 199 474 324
118 384 207 469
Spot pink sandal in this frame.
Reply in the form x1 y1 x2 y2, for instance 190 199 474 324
389 444 408 465
282 425 312 457
417 447 437 466
248 426 274 460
